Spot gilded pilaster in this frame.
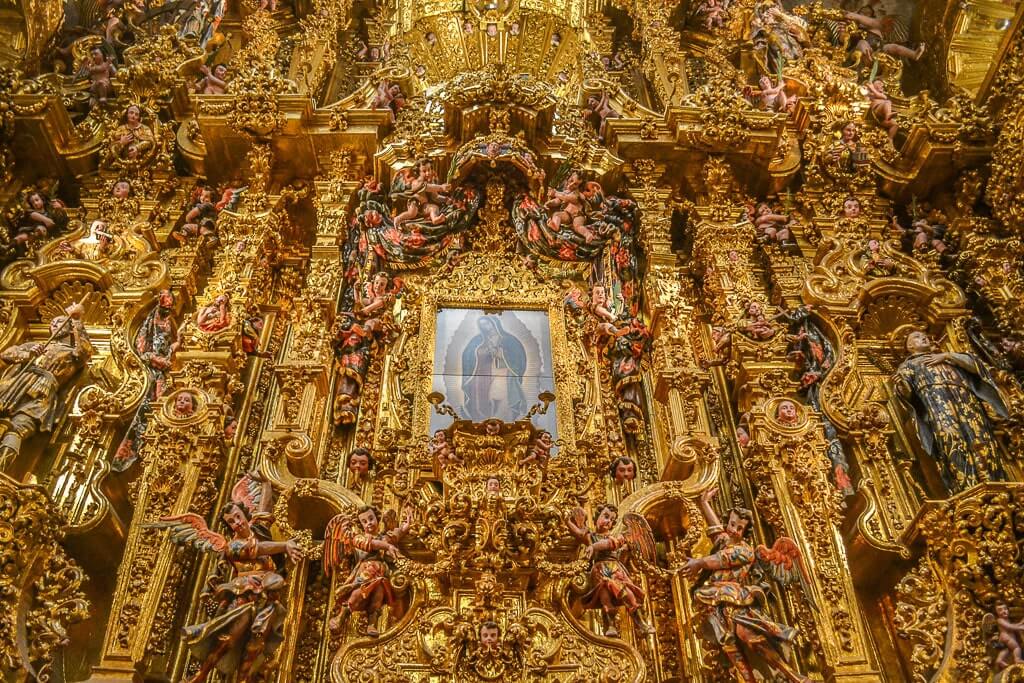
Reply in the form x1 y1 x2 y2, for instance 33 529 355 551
746 399 880 681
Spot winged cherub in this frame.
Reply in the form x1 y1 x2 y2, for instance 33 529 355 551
324 504 414 637
683 487 812 683
146 473 303 683
565 504 657 638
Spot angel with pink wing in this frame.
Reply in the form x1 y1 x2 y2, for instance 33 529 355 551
146 473 303 683
323 504 413 637
683 487 812 683
565 503 657 638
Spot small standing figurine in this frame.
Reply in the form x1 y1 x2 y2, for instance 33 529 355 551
895 330 1009 493
147 473 303 683
113 289 178 471
110 104 155 161
778 305 834 391
983 604 1024 671
683 488 811 683
865 79 898 142
324 505 413 637
597 315 651 433
608 455 636 484
195 64 229 94
739 300 781 341
565 504 657 638
332 311 387 425
431 429 462 468
0 303 92 468
519 430 553 466
81 46 116 105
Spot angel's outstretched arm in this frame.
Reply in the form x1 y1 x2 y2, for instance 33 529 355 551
565 509 589 543
256 538 303 563
697 487 722 528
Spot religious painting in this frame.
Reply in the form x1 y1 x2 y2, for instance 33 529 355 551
431 308 557 438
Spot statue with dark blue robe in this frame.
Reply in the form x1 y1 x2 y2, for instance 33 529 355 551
894 330 1008 494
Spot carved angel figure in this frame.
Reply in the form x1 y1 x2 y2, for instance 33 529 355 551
324 505 413 637
146 473 303 683
565 504 656 638
431 429 461 468
983 604 1024 671
519 429 553 466
684 488 811 683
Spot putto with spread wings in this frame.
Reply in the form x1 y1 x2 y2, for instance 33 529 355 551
683 487 813 683
323 504 413 638
146 473 303 683
564 503 658 638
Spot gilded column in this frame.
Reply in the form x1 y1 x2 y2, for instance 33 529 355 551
746 399 881 681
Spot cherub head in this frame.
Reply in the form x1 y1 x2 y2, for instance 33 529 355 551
996 603 1010 618
842 196 861 219
90 46 106 63
485 477 501 494
609 455 636 483
759 75 772 89
535 430 553 449
479 620 501 649
28 192 45 210
483 418 502 436
594 503 617 532
357 505 381 534
775 399 799 425
213 64 228 79
174 391 196 417
113 180 131 199
347 447 372 475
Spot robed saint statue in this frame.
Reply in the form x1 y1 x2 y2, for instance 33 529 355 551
894 330 1008 494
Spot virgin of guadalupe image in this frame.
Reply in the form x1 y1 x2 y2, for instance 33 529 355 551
460 315 528 421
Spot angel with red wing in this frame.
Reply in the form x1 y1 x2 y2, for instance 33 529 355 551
565 503 657 638
323 504 413 638
146 472 303 683
682 487 812 683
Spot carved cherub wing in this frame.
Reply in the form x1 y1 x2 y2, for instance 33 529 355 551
981 612 997 638
755 536 819 612
323 512 358 577
616 512 657 566
146 513 228 554
230 471 267 517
